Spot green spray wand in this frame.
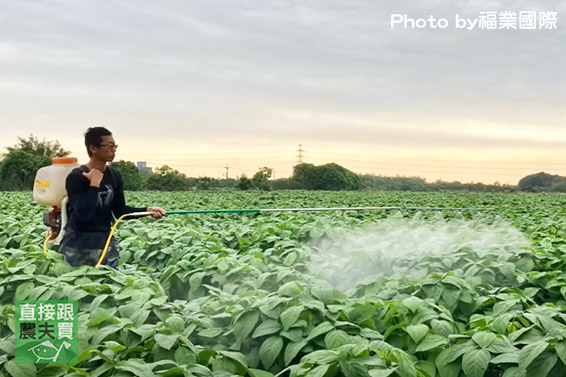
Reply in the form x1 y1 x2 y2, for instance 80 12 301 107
93 206 495 267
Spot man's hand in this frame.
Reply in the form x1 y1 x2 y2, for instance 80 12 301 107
82 169 104 188
147 207 166 219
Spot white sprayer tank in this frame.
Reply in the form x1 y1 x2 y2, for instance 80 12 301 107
33 157 80 207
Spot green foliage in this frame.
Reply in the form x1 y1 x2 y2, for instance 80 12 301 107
237 175 253 190
292 163 362 190
144 165 188 191
4 191 566 377
5 135 70 159
518 172 566 193
0 150 50 191
252 167 273 191
0 135 70 191
110 160 143 191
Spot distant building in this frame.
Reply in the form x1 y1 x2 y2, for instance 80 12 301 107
136 161 153 175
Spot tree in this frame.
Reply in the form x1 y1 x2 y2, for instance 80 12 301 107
291 163 316 188
7 134 70 158
110 160 143 191
252 167 273 191
0 150 51 190
0 135 70 191
518 172 565 192
292 163 362 190
144 165 188 191
236 175 252 190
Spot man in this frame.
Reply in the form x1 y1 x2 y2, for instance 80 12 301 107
59 127 166 268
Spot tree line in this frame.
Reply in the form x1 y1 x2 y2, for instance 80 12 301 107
0 135 558 193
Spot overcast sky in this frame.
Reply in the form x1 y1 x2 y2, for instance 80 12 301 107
0 0 565 183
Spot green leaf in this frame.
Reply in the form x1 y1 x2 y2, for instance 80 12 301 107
325 330 351 349
234 311 260 342
118 303 150 327
259 336 283 370
87 307 114 327
526 351 557 377
340 360 368 377
92 325 123 344
431 320 453 337
501 367 526 377
518 341 548 371
253 320 282 338
490 352 519 364
394 350 417 377
303 350 339 364
278 281 303 297
198 328 224 338
36 365 70 377
446 341 476 363
0 340 15 356
165 315 186 333
486 337 516 354
312 287 347 304
4 360 36 377
347 305 377 323
418 360 436 377
402 296 423 312
248 369 276 377
306 321 334 341
175 347 197 365
281 329 303 343
436 348 459 377
491 314 513 334
285 341 307 366
14 281 34 300
306 364 331 377
131 324 155 341
415 334 448 352
462 349 490 377
369 369 398 377
555 341 566 366
116 359 176 377
217 350 248 368
472 332 497 349
405 324 429 344
155 334 179 350
493 300 519 316
280 305 303 331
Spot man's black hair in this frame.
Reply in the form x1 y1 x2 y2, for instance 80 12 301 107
84 127 112 157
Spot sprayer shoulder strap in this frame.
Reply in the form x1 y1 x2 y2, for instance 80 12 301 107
106 165 118 189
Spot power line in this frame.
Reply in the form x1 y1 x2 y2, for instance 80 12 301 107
352 165 530 177
303 156 561 171
306 152 566 166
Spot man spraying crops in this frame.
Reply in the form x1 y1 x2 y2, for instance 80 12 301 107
58 127 166 268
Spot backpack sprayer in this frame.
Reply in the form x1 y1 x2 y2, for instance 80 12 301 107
33 157 81 251
33 159 495 267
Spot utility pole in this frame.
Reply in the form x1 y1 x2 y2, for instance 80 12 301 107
297 144 304 164
225 164 229 180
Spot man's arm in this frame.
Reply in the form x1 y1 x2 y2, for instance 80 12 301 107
66 170 100 222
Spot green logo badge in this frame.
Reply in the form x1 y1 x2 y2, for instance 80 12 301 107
15 300 78 363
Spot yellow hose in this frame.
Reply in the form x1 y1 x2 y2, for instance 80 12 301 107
43 229 52 255
96 212 150 267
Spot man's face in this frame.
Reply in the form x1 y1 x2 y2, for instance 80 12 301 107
93 135 117 162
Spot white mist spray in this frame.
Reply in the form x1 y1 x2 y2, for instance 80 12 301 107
306 213 531 292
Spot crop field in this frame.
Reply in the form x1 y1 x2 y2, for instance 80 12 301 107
2 190 566 377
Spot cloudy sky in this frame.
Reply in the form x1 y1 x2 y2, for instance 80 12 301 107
0 0 564 183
